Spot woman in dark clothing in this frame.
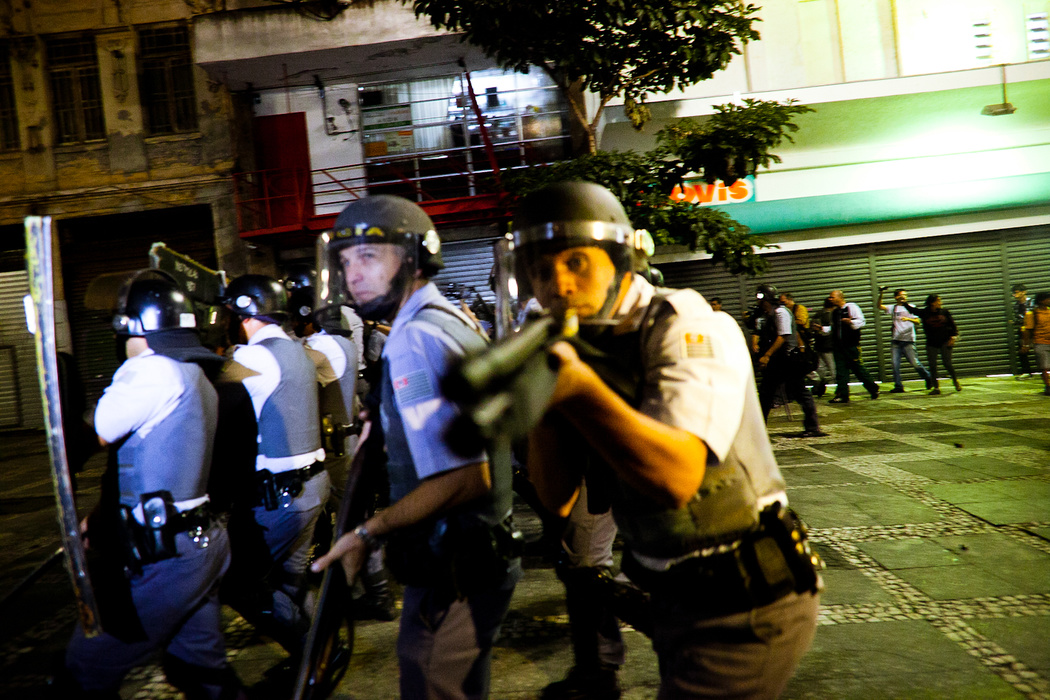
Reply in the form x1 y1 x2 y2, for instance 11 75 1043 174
920 294 961 393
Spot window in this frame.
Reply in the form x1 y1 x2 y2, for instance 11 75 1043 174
47 36 105 145
139 27 197 135
0 43 19 150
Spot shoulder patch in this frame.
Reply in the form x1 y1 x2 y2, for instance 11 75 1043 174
681 331 714 358
393 368 435 405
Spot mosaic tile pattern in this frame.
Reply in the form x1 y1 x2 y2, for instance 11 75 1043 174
1 378 1048 699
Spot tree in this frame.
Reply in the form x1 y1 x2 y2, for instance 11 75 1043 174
501 149 772 277
496 97 814 278
412 0 760 154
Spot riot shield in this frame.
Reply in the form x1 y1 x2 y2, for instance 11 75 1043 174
24 215 102 638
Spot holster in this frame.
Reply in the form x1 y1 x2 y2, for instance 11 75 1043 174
117 491 214 570
622 503 824 619
256 463 324 511
386 515 523 597
321 414 353 458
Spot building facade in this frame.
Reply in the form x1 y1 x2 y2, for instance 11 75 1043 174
2 0 1049 427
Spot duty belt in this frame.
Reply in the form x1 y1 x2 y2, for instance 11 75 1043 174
256 462 325 510
621 504 824 620
119 500 217 570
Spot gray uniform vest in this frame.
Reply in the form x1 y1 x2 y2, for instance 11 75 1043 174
117 361 218 508
317 334 358 427
582 294 784 559
382 304 512 526
257 336 321 458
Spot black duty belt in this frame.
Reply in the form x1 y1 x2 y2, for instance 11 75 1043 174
621 504 824 620
256 462 326 510
118 500 218 570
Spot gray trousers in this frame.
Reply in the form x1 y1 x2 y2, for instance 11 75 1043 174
397 564 520 699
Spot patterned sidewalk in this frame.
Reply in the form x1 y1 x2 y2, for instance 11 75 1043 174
1 376 1048 699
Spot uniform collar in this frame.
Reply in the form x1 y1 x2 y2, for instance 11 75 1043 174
248 322 291 345
389 281 442 336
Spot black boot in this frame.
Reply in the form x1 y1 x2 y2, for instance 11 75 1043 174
542 664 622 700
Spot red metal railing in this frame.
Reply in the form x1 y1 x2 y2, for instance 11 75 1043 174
233 135 571 239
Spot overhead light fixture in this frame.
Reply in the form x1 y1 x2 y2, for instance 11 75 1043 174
981 63 1016 116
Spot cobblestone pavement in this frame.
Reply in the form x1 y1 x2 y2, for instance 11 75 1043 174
1 376 1048 699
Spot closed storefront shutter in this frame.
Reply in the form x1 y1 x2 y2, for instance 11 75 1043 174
660 259 747 320
0 270 42 429
655 225 1044 382
60 205 217 402
870 232 1012 380
432 235 501 308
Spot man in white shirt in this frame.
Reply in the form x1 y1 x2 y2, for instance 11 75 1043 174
876 287 934 394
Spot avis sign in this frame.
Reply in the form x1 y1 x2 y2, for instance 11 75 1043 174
670 176 755 206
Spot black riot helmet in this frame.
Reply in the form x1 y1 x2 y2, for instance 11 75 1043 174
508 181 653 318
224 274 289 323
283 264 317 325
755 284 780 307
317 195 443 322
112 270 197 337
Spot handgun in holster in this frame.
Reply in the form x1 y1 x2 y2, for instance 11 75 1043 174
752 502 824 597
256 468 304 511
117 491 180 570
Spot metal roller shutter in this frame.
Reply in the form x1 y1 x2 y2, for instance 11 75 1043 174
871 232 1013 380
660 259 748 321
659 225 1042 382
59 205 218 402
1004 225 1050 292
430 236 500 306
1004 224 1050 375
0 270 42 429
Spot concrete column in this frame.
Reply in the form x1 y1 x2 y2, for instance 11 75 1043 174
97 29 148 174
12 36 56 189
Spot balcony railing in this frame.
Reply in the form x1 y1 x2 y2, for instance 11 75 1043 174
233 134 571 239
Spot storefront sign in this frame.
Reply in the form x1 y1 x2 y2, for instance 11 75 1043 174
670 176 755 206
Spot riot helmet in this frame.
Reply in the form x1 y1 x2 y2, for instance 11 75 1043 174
282 264 317 326
112 270 196 337
755 284 779 306
508 181 653 320
224 274 289 322
316 195 443 322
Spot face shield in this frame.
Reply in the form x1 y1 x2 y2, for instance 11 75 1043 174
503 221 655 327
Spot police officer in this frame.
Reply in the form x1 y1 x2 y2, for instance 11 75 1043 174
284 265 360 500
218 274 329 659
754 285 825 438
311 195 521 699
285 266 394 621
510 182 822 699
62 272 241 699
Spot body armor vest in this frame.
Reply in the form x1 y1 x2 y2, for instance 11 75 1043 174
580 293 781 559
316 334 358 427
382 303 512 526
118 360 218 508
257 336 321 458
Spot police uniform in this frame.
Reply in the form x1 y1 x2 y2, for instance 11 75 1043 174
381 282 521 699
301 330 359 497
578 274 821 699
66 348 234 696
225 322 329 653
757 304 821 433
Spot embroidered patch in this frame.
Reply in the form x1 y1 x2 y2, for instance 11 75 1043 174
393 369 435 405
681 331 713 358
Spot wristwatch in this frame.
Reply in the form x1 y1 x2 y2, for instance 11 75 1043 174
352 523 383 550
